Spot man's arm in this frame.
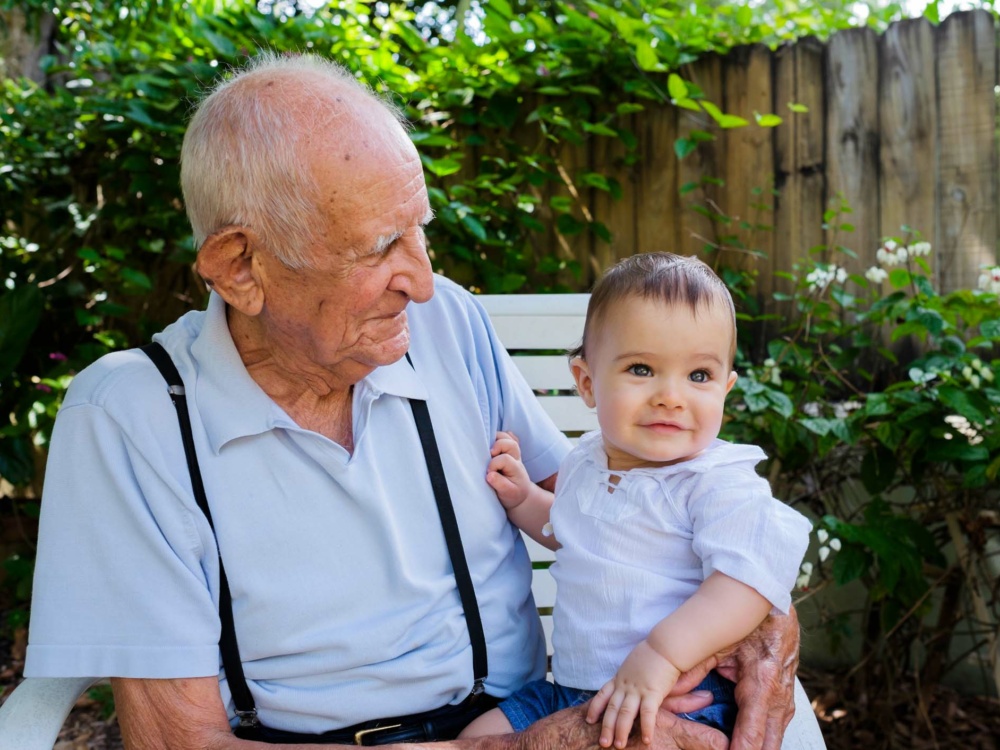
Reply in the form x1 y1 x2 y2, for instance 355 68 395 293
111 678 721 750
713 608 801 750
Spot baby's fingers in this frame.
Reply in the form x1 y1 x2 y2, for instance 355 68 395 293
639 697 659 745
586 681 614 725
612 693 640 749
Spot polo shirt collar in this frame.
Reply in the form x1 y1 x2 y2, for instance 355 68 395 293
190 293 428 453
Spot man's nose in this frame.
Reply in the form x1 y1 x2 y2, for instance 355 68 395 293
389 233 434 303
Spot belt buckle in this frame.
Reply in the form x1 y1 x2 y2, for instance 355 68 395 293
354 723 403 745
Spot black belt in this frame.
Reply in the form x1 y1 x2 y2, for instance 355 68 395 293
142 344 490 740
233 692 499 745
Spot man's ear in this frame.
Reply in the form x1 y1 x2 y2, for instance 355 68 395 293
194 226 265 316
570 356 597 409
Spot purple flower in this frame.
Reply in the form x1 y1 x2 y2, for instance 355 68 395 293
49 352 68 361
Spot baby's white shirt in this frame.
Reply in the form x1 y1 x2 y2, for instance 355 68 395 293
549 430 812 690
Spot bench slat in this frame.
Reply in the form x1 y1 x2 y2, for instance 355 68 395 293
508 355 576 390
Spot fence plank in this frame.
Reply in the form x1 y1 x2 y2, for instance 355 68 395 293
677 56 725 259
936 9 998 292
591 115 637 274
879 18 938 278
721 44 776 284
825 28 880 273
635 103 680 256
774 36 826 304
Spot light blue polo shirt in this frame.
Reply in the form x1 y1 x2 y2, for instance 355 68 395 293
26 276 571 733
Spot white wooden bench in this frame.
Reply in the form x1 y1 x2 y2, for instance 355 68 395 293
0 293 824 749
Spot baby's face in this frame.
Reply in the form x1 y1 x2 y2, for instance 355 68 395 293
572 296 737 471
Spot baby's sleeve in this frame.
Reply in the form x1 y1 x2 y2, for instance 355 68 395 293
687 468 812 614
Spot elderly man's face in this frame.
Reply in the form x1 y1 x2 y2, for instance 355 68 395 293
257 110 435 376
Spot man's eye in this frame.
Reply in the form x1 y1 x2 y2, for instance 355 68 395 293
689 370 710 383
628 364 652 377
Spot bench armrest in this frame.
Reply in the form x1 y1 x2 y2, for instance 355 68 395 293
0 677 98 750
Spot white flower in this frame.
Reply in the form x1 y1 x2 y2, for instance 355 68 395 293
817 529 829 544
883 240 898 252
818 546 830 562
795 573 811 589
835 267 848 283
971 374 981 389
910 241 932 257
829 539 842 551
971 359 983 371
895 247 908 263
983 369 994 383
978 266 1000 295
803 402 821 417
865 266 888 283
962 366 973 379
800 561 813 575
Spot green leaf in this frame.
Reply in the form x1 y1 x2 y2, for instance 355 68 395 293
557 214 585 236
755 112 783 127
0 285 43 383
889 268 911 288
120 268 153 291
461 214 487 241
861 446 896 494
938 385 987 424
832 544 869 585
981 319 1000 339
635 41 660 71
667 73 688 100
931 441 989 462
788 102 809 113
674 138 697 160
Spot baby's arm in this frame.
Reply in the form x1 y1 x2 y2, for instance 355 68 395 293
487 431 559 550
588 572 772 748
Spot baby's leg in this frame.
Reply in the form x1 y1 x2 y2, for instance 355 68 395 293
459 707 516 738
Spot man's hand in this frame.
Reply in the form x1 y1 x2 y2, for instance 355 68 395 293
521 695 728 750
587 640 682 748
714 608 800 750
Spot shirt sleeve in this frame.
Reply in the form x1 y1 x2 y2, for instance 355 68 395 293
25 372 222 679
686 467 812 614
462 291 572 482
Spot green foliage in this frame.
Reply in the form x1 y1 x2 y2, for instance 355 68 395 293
720 226 1000 695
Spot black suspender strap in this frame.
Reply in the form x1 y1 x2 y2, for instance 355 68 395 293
141 343 489 732
407 402 489 694
141 343 259 727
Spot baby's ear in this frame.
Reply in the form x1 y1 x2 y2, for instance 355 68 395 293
570 357 597 409
726 370 738 394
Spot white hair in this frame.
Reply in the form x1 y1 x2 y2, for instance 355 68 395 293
180 52 409 269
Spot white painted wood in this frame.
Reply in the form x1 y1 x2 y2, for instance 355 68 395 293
508 356 576 391
538 396 599 432
0 677 96 750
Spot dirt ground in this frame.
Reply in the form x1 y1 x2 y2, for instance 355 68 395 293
2 623 998 750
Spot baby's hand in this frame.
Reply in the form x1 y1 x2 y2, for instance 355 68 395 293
487 431 532 510
586 640 682 748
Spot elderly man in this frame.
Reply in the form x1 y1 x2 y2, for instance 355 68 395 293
25 54 820 750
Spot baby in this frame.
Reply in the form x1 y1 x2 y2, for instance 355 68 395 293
460 252 811 747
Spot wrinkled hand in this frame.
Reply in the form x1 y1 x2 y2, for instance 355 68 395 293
486 431 531 509
714 608 800 750
586 640 681 748
519 694 728 750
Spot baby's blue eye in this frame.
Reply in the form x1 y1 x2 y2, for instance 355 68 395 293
628 364 653 377
689 370 710 383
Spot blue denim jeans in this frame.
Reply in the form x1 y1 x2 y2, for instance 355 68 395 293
498 671 737 737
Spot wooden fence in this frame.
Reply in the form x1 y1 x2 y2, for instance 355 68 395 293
526 9 999 300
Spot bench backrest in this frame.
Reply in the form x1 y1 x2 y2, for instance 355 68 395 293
476 293 593 654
